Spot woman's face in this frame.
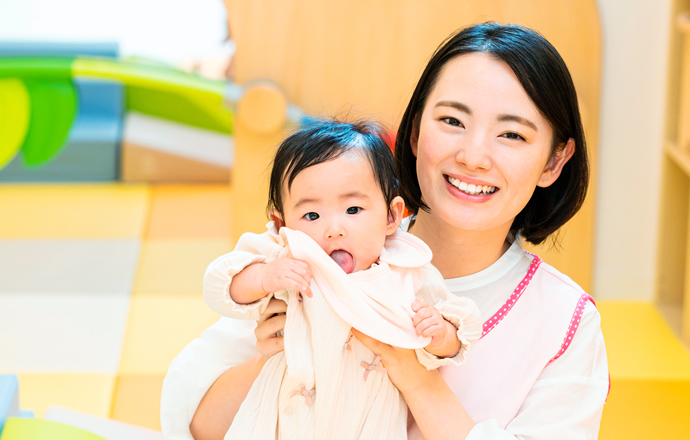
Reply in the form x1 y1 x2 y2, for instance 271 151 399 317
412 52 572 233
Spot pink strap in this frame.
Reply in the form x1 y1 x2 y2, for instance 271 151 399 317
290 385 315 407
361 356 386 381
547 292 595 365
481 254 542 339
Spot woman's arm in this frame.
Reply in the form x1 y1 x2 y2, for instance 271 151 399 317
189 298 287 440
161 299 287 440
190 298 287 439
190 353 265 440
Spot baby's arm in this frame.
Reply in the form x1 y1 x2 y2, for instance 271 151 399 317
413 264 483 370
412 299 462 359
204 229 310 319
230 257 313 304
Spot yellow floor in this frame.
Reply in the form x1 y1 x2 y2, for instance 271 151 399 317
2 183 690 436
0 183 231 431
598 302 690 439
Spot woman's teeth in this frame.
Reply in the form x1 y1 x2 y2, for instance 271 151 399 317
446 175 496 195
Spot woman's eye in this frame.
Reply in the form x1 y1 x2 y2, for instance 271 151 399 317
441 117 463 127
304 212 319 221
501 132 526 141
346 206 362 215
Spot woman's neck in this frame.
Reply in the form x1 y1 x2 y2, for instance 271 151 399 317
409 211 512 279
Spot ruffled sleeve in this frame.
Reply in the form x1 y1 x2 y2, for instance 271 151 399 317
202 226 286 320
413 264 483 370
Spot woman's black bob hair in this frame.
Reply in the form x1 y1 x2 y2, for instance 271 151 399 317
267 118 397 217
395 22 589 245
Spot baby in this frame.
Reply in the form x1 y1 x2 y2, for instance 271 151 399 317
203 119 482 440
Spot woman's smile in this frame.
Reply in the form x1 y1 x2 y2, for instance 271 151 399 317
444 174 498 197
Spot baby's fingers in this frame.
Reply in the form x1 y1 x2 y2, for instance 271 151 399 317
284 273 310 294
415 314 443 336
412 306 434 327
290 262 313 297
421 322 445 338
411 299 428 312
295 272 313 297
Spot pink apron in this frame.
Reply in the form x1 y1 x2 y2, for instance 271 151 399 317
408 254 595 438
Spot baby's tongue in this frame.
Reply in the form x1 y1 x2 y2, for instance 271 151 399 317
330 250 354 274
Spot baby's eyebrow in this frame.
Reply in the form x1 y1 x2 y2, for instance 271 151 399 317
340 191 369 200
294 197 320 209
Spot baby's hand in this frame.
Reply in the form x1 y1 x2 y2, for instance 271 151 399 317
260 257 313 297
412 299 447 348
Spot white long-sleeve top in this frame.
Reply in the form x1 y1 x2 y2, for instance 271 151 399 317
161 221 608 440
200 224 482 439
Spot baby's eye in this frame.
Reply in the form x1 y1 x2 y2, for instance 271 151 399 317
441 117 463 127
346 206 362 215
501 132 526 141
304 212 319 221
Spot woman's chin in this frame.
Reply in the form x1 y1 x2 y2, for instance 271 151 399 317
433 207 508 233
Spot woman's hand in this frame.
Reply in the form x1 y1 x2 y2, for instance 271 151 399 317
350 328 431 394
351 328 476 439
255 298 288 360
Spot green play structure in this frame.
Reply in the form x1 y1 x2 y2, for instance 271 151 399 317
0 56 234 171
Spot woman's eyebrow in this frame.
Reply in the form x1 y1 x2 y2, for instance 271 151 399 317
497 114 538 131
435 100 472 115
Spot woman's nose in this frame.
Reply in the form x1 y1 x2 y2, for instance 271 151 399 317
455 133 491 171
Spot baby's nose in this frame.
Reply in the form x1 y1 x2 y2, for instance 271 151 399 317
325 225 346 239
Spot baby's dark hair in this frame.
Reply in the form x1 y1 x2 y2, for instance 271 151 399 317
267 118 397 217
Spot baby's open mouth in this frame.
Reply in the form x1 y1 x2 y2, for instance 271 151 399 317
330 249 354 274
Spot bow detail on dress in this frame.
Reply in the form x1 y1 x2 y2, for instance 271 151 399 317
290 385 315 407
361 356 386 381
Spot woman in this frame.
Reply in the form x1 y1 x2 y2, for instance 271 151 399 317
161 22 608 440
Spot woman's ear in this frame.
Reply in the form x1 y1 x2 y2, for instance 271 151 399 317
410 116 420 157
537 138 575 188
386 196 405 235
270 210 285 229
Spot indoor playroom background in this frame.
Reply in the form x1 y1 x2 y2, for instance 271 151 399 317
1 0 689 439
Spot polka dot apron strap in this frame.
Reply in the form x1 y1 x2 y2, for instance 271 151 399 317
547 292 596 365
480 253 542 339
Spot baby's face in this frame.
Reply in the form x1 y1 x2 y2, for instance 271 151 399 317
278 150 399 274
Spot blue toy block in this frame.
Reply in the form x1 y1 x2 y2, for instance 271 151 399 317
16 411 32 419
0 42 118 58
0 375 20 434
0 78 123 182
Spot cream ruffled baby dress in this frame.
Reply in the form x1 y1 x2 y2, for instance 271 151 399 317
203 223 482 440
